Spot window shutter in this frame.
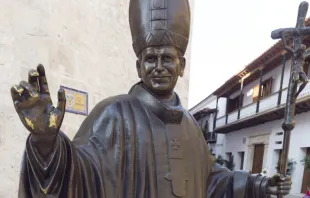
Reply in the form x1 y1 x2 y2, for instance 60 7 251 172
266 78 273 96
252 84 259 102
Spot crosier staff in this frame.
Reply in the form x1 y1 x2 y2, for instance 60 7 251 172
271 1 310 197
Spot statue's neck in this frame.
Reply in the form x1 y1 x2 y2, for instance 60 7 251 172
140 83 177 106
158 92 177 106
129 82 184 124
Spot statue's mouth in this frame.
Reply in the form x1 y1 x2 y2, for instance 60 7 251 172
151 76 171 83
151 75 171 78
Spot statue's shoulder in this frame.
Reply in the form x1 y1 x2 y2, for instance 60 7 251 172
90 94 140 114
73 94 140 144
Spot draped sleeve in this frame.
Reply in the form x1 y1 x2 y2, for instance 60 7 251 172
207 163 270 198
18 95 150 198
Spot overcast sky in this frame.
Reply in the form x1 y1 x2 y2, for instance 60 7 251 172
188 0 309 108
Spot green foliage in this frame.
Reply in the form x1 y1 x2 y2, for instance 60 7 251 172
215 155 235 171
215 155 226 166
226 155 235 171
275 158 297 176
301 156 310 171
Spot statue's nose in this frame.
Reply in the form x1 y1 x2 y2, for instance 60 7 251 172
155 58 164 72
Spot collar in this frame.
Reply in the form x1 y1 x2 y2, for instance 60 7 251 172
129 82 184 124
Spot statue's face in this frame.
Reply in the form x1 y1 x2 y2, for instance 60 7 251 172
137 46 185 96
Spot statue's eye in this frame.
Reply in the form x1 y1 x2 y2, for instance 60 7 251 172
163 56 173 63
146 56 156 63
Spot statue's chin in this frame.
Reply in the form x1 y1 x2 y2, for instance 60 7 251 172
140 80 175 97
149 83 172 93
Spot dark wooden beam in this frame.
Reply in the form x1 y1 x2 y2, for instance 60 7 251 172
256 69 264 113
226 98 229 124
237 81 244 119
213 97 219 131
278 53 287 106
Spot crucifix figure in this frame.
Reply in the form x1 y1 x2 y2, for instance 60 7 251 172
11 0 291 197
271 1 310 197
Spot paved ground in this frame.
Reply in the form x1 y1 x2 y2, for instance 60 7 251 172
270 194 304 198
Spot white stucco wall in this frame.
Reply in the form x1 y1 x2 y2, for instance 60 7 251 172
0 0 193 196
217 97 227 118
189 95 217 115
214 112 310 194
228 58 291 108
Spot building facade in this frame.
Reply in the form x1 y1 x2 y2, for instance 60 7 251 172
0 0 194 196
190 19 310 196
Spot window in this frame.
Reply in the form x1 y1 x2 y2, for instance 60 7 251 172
226 152 232 161
252 85 260 102
252 78 273 102
247 88 253 96
238 152 245 170
227 94 244 114
204 120 209 133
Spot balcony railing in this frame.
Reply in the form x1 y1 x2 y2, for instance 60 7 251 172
205 132 217 143
215 82 310 129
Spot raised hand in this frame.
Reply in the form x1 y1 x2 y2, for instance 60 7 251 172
10 64 66 140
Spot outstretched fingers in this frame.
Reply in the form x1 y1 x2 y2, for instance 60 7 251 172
19 81 39 98
28 69 40 91
37 64 50 94
56 88 66 114
10 85 24 108
49 88 66 129
10 81 39 110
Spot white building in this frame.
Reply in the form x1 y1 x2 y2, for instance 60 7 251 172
189 19 310 196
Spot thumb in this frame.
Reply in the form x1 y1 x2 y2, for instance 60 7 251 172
274 173 286 182
268 173 281 185
56 88 66 113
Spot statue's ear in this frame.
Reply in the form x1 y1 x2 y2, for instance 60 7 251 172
136 60 141 78
179 57 186 77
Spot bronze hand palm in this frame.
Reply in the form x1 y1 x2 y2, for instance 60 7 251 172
10 64 66 137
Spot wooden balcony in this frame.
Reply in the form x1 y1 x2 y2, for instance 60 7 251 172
214 83 310 133
205 132 217 143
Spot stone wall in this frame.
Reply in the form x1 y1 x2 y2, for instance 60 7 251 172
0 0 193 196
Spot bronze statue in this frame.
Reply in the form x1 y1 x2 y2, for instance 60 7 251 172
271 1 310 198
11 0 291 197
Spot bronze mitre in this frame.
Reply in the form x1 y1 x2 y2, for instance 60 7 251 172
129 0 191 56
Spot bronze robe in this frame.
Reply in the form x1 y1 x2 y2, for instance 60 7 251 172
18 83 269 198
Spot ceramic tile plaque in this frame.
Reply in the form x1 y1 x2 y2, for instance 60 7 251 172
60 86 88 115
